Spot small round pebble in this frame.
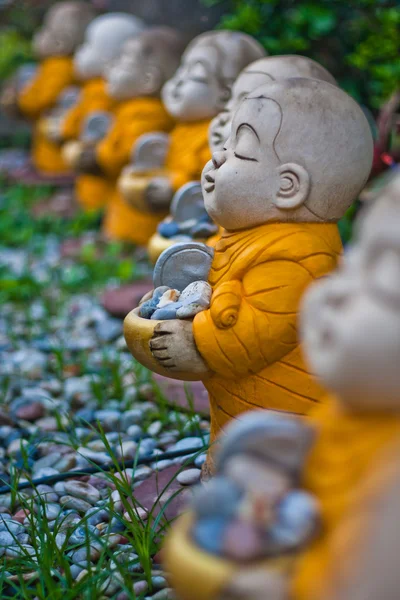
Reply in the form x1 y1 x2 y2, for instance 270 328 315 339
177 469 201 486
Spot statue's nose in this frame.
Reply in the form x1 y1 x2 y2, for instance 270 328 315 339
212 151 226 169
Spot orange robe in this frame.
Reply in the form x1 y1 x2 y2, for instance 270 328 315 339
104 119 211 244
60 78 115 141
59 78 116 209
100 98 174 242
164 120 212 192
18 56 74 120
193 222 342 444
32 127 71 175
18 56 75 175
292 399 400 600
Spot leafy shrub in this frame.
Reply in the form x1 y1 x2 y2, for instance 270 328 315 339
205 0 400 109
0 28 34 82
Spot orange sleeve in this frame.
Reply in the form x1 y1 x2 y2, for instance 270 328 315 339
193 259 313 379
167 128 211 192
18 58 74 119
97 108 173 178
61 81 114 141
60 93 87 140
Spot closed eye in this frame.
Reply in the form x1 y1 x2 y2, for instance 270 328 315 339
234 152 258 162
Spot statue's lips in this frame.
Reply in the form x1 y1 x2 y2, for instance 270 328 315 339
203 172 215 193
211 130 223 145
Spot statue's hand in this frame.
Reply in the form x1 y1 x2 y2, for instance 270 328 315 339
150 319 210 376
146 176 173 212
76 147 102 175
45 117 63 143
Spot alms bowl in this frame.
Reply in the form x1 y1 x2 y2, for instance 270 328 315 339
164 512 293 600
123 307 201 381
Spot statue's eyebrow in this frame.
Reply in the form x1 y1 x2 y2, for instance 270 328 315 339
236 122 260 142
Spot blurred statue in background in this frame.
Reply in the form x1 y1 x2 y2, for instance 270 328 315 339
114 30 265 244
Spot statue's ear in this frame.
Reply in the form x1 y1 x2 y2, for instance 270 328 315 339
143 65 163 95
275 163 310 210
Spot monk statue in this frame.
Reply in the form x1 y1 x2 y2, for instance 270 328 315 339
209 55 336 153
124 77 373 461
43 12 145 154
67 28 184 227
292 172 400 600
14 2 95 175
116 30 265 244
148 55 337 262
162 176 400 600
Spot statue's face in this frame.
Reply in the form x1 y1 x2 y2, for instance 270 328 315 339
106 39 160 100
209 69 273 153
162 45 228 122
74 42 108 80
33 8 76 58
301 213 400 412
202 97 282 230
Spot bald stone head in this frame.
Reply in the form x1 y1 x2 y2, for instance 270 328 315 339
73 12 146 81
106 27 185 100
301 173 400 413
162 30 266 122
210 54 336 152
32 2 95 59
202 77 373 230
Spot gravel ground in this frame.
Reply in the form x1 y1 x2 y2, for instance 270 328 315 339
0 181 209 599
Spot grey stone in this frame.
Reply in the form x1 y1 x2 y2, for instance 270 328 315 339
64 377 92 402
63 481 101 505
177 468 201 486
192 516 229 555
33 467 60 479
133 581 149 596
76 448 110 465
70 543 102 564
180 281 212 307
151 304 181 320
137 438 156 457
68 524 100 545
151 575 168 590
171 437 204 452
0 531 16 547
170 182 205 224
176 302 206 319
152 589 177 600
0 520 25 536
60 496 93 513
156 289 181 308
148 421 162 437
70 564 84 580
153 242 214 292
34 484 58 503
116 440 137 459
33 503 61 521
86 508 110 527
121 409 144 429
94 410 121 431
126 424 144 441
191 477 243 519
194 453 207 468
6 544 36 558
190 221 218 239
133 465 153 482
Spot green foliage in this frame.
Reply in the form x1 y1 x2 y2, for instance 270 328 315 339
208 0 400 108
0 28 34 82
0 182 139 304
